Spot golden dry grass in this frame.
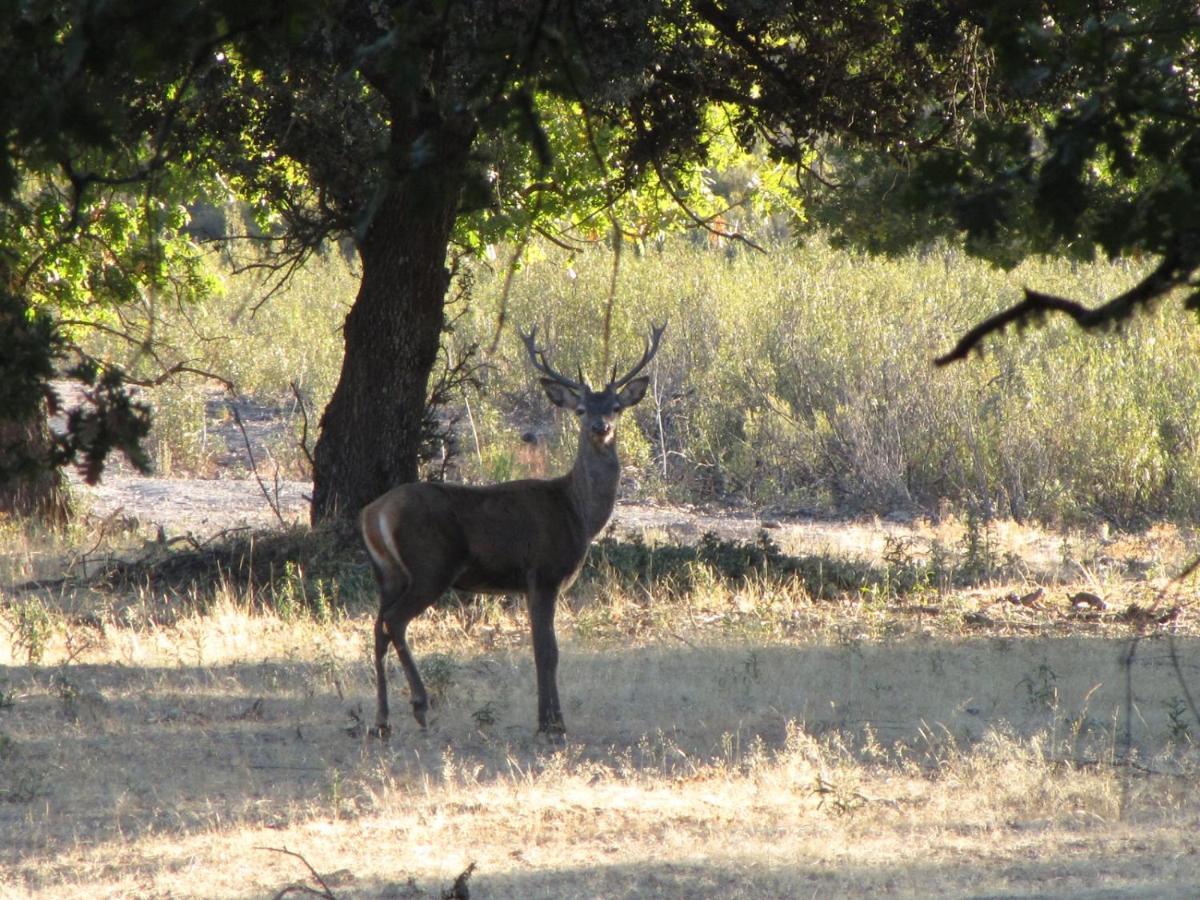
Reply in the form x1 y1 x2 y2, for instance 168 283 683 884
1 519 1199 898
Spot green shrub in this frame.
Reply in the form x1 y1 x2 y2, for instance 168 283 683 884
11 598 54 665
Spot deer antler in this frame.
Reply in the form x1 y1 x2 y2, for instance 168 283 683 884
519 326 589 392
609 322 667 390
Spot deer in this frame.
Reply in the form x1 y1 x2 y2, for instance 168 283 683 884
360 322 666 737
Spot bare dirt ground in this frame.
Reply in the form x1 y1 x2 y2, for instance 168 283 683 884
68 467 833 540
72 471 314 534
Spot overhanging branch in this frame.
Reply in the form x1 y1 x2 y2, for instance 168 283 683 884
934 252 1194 366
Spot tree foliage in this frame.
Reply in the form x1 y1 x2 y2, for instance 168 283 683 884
0 0 222 505
879 2 1198 359
929 1 1200 361
2 0 1196 522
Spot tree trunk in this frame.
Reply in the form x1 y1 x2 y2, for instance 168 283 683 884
0 411 69 525
310 154 466 526
0 288 69 526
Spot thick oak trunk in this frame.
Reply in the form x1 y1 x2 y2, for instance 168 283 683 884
0 407 69 525
0 289 68 525
310 155 465 525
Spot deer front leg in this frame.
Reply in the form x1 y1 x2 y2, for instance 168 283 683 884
528 581 565 735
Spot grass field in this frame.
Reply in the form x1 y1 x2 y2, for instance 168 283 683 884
7 236 1200 896
2 515 1198 898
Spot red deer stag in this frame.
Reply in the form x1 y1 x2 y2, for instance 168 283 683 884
360 323 666 736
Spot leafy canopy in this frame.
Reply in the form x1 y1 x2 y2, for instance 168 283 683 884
2 0 1197 499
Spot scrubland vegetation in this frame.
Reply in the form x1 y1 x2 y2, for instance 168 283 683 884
2 240 1198 897
85 238 1200 527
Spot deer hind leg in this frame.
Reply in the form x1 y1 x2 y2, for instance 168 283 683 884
370 559 448 728
380 606 430 728
368 567 415 736
369 566 436 733
372 613 394 737
363 503 432 734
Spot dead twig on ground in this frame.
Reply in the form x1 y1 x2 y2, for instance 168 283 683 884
441 863 476 900
66 506 128 578
260 846 337 900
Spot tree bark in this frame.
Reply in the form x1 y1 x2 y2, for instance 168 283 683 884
310 126 469 526
0 403 69 526
0 289 69 526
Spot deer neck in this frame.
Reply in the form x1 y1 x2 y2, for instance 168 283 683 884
566 431 621 538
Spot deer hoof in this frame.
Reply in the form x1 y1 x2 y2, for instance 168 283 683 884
411 700 428 728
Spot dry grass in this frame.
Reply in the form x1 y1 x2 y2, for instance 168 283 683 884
1 519 1199 898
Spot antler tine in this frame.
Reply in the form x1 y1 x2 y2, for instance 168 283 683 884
518 325 588 391
609 321 668 389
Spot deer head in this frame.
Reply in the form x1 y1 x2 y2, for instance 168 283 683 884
519 323 666 450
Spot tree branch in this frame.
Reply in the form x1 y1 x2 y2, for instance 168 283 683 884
651 155 766 253
290 381 317 473
228 393 288 529
934 252 1193 366
259 846 337 900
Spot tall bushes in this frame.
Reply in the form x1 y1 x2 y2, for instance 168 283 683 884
85 239 1200 526
454 242 1198 526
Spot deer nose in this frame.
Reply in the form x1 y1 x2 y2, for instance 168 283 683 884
591 420 612 436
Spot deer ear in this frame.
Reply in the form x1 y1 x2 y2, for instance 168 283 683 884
614 376 649 409
540 378 583 411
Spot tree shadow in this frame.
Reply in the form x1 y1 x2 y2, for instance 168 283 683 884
338 855 1191 900
1 635 1196 870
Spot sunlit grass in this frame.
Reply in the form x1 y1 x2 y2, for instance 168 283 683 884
1 565 1197 897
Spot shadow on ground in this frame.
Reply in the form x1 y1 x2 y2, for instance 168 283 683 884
3 634 1196 872
341 856 1197 900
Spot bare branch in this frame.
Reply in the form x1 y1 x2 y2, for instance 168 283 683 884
602 214 622 375
247 250 318 316
290 381 316 473
934 253 1192 366
632 113 766 254
125 362 235 392
228 394 288 529
487 225 535 356
56 318 237 393
532 223 589 253
259 846 337 900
